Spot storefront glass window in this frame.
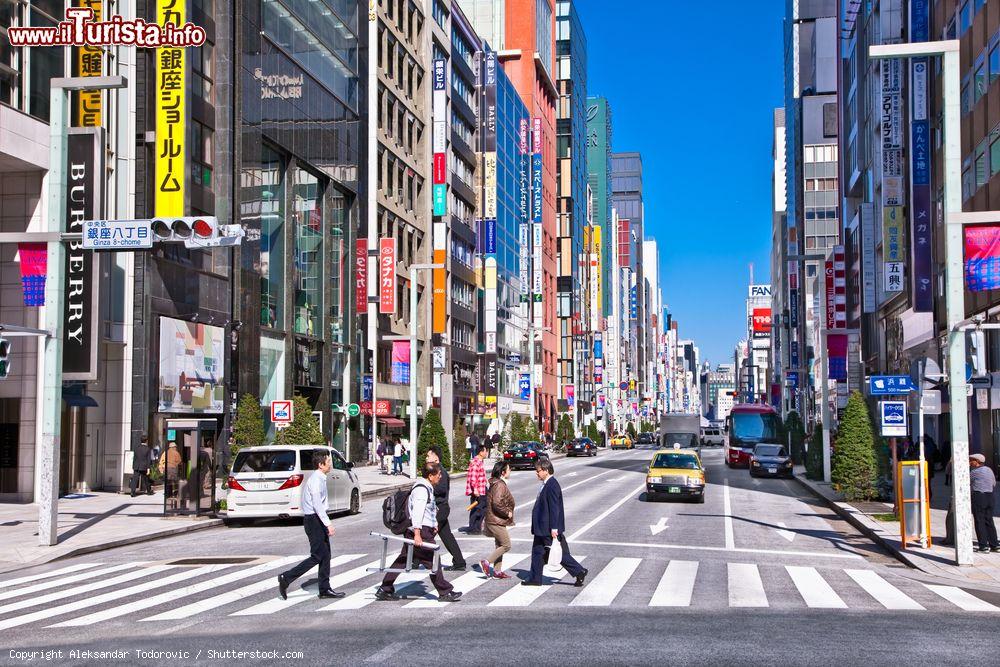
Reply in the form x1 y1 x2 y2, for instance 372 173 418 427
259 146 285 328
293 166 323 337
259 334 286 408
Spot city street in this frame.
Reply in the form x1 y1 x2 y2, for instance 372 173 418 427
3 447 999 666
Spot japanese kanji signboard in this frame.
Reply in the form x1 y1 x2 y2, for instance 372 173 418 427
156 0 186 216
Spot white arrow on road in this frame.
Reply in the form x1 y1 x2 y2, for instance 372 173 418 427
566 472 579 477
776 522 796 542
650 517 669 536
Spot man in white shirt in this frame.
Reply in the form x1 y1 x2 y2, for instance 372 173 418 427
375 462 462 602
278 450 346 600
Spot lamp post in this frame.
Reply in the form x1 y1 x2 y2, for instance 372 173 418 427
869 39 974 566
527 324 552 425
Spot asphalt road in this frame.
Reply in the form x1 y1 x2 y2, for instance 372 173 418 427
3 446 1000 667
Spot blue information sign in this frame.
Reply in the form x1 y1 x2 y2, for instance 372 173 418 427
868 375 915 395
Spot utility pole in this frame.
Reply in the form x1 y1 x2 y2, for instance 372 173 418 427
367 0 379 465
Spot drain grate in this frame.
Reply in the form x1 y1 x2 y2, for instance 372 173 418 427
166 557 259 566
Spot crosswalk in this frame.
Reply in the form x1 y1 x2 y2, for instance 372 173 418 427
1 552 997 630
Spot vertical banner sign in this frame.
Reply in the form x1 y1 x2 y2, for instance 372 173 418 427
531 118 543 308
910 0 933 312
825 260 835 330
861 203 877 312
74 0 103 126
432 221 446 334
518 118 530 303
355 239 368 315
964 226 1000 291
432 58 447 217
378 238 396 314
591 225 601 327
156 0 186 216
390 340 411 384
883 205 905 292
881 52 904 296
833 245 847 329
63 131 101 380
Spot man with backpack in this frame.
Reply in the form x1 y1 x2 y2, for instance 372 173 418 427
375 462 461 602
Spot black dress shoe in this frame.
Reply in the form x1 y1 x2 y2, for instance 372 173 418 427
446 563 467 571
374 588 400 601
277 575 288 600
978 546 991 553
574 569 589 587
318 590 345 599
438 591 462 602
520 580 542 586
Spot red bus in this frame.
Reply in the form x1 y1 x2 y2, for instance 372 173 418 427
724 404 782 468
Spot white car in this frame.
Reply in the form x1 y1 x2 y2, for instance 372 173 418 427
701 427 725 446
225 445 361 522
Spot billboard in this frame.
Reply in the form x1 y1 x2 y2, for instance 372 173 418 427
157 317 225 413
964 225 1000 291
391 341 410 384
752 308 772 337
156 0 186 216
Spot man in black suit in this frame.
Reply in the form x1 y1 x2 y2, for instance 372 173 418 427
130 436 153 497
521 457 588 586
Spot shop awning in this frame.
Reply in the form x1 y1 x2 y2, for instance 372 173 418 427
62 392 99 408
378 417 406 428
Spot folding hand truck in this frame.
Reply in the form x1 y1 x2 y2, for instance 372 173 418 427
368 531 442 574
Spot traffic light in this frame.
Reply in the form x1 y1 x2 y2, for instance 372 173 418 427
150 216 224 248
966 330 986 380
0 337 10 379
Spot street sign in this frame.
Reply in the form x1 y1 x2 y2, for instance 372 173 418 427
868 375 915 395
270 400 293 424
879 400 907 437
83 219 153 250
347 403 361 417
786 371 799 388
920 390 942 415
619 381 628 391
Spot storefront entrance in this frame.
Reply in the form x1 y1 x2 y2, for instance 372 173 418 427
161 419 218 515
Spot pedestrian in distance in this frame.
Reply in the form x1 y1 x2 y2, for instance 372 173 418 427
375 462 462 602
522 457 588 587
277 451 346 600
969 454 999 553
482 460 515 579
465 446 489 534
130 436 153 497
400 435 411 474
491 432 501 455
376 439 386 474
469 431 481 458
392 436 403 476
425 446 466 571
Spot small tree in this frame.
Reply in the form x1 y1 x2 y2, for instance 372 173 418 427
626 421 637 439
417 408 449 472
785 411 806 465
831 391 879 501
587 421 603 447
805 427 824 480
451 420 469 472
231 394 266 457
275 396 325 446
501 414 515 450
512 413 540 442
556 414 574 445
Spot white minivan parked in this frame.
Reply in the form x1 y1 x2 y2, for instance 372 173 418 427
225 445 361 522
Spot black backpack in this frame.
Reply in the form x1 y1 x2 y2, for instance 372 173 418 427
382 487 413 535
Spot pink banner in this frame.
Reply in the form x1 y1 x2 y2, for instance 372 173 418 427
18 243 47 306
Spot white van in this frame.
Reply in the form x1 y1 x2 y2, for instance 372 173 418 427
225 445 361 522
701 427 725 446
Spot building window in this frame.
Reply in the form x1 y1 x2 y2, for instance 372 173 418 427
191 122 214 189
192 42 214 103
432 0 447 29
976 140 989 188
991 39 1000 84
259 146 286 329
975 55 987 103
293 166 324 338
990 129 1000 176
960 0 973 36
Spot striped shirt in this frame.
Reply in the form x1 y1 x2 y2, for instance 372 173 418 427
970 465 996 494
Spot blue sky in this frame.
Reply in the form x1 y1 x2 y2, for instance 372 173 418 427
576 0 784 367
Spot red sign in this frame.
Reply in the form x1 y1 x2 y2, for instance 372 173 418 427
752 308 772 335
433 153 446 184
379 238 396 314
270 400 293 424
355 239 368 314
825 260 835 330
360 400 391 416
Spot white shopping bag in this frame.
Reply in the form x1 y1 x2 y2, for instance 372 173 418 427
544 535 563 573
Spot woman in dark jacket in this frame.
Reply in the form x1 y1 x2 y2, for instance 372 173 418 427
481 460 515 579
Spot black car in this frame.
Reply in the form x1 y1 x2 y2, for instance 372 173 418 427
567 437 597 457
749 444 794 478
504 441 547 470
636 432 657 445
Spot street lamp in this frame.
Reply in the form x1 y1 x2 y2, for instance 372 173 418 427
868 39 975 566
526 324 551 424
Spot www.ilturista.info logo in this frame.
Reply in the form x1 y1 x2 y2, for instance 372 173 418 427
6 7 206 48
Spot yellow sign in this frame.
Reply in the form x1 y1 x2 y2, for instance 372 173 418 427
75 0 103 127
156 0 186 216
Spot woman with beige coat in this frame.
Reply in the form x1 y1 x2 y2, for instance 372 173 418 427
481 460 515 579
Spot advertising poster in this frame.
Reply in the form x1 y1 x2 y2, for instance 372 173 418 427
391 341 410 384
156 0 186 215
157 317 224 413
964 225 1000 292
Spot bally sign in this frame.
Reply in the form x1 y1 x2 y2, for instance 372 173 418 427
64 129 102 380
379 238 396 314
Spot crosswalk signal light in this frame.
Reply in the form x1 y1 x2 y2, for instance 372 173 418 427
0 337 11 379
150 216 219 246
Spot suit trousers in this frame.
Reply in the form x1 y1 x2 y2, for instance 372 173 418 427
468 495 486 532
972 490 999 548
379 527 454 595
282 514 332 593
130 470 151 495
528 534 584 583
436 507 465 566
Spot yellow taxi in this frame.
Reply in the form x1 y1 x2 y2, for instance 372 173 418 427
645 446 706 503
609 434 633 450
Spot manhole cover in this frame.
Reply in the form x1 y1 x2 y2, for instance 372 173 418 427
166 557 259 565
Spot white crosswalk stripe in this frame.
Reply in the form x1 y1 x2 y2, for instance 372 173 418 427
570 557 641 606
232 558 382 616
0 563 136 602
142 555 356 621
0 564 173 616
487 557 588 607
924 584 1000 612
0 563 104 590
50 556 303 627
786 566 847 609
727 563 768 608
404 554 530 608
845 569 924 610
648 560 699 607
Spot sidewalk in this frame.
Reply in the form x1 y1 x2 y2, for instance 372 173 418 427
0 490 221 574
793 464 1000 589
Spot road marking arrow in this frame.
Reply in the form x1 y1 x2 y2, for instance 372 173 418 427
566 472 579 477
776 522 796 542
650 517 669 536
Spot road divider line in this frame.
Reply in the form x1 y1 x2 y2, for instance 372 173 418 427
568 483 646 541
785 565 847 609
924 584 1000 612
488 556 587 607
728 563 768 608
723 480 735 550
0 563 104 590
844 569 924 610
648 560 699 607
569 557 640 606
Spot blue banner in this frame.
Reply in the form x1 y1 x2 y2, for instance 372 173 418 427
485 218 497 254
363 375 373 401
519 373 531 400
532 153 543 223
910 0 932 312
